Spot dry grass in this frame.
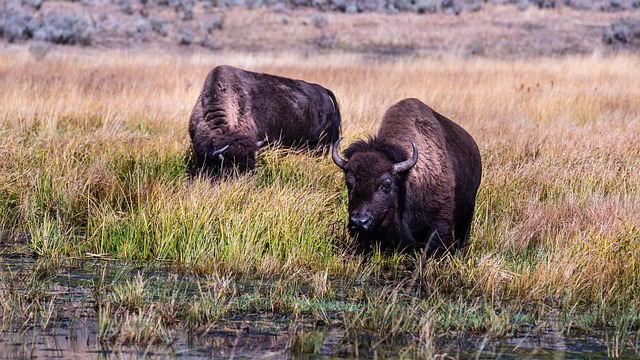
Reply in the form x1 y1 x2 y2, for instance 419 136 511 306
1 45 639 355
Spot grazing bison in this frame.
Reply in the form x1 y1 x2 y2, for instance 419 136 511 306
332 98 482 255
189 65 341 175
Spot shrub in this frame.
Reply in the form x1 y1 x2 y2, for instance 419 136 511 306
169 0 194 20
22 0 42 10
311 14 328 28
120 0 136 15
134 16 152 41
150 17 172 37
177 25 194 45
28 41 51 60
355 0 387 11
32 10 94 45
206 15 224 33
603 18 640 44
517 0 530 10
442 0 462 14
315 30 335 48
415 0 440 13
532 0 557 8
200 33 218 49
0 6 36 42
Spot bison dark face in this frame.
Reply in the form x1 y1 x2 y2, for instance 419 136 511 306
191 132 262 176
333 138 418 246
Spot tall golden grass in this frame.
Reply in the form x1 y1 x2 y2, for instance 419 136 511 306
1 46 639 354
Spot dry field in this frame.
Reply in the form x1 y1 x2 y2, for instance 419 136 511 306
8 3 640 56
1 7 640 356
189 5 640 57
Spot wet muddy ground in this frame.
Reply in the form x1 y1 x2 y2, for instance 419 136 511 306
1 255 638 359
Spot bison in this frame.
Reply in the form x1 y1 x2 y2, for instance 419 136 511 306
189 65 341 176
332 98 482 255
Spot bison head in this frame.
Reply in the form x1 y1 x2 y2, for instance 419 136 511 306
332 137 418 243
191 133 264 176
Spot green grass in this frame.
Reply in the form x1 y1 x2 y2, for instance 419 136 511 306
3 158 639 357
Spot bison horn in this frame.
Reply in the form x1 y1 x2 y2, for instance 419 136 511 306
255 135 268 148
392 140 418 173
209 144 230 158
331 137 348 170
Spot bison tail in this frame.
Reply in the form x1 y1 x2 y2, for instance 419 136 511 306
327 89 342 144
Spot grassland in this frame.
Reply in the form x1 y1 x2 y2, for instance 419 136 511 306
1 45 639 357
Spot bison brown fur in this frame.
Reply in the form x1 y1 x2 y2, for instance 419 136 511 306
189 65 341 176
333 98 482 255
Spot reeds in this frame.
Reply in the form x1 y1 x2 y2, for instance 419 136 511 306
1 47 639 356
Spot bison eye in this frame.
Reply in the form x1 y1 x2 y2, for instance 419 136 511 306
379 181 392 193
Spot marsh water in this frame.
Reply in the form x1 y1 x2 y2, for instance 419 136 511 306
3 326 637 359
1 255 638 359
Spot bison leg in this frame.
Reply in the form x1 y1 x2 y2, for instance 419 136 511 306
424 219 454 256
453 202 476 252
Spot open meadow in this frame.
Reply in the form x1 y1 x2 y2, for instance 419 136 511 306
1 22 640 357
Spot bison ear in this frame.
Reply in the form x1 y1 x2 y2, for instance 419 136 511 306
332 138 348 170
392 140 418 173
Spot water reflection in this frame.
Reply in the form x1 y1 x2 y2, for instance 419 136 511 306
1 319 291 359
